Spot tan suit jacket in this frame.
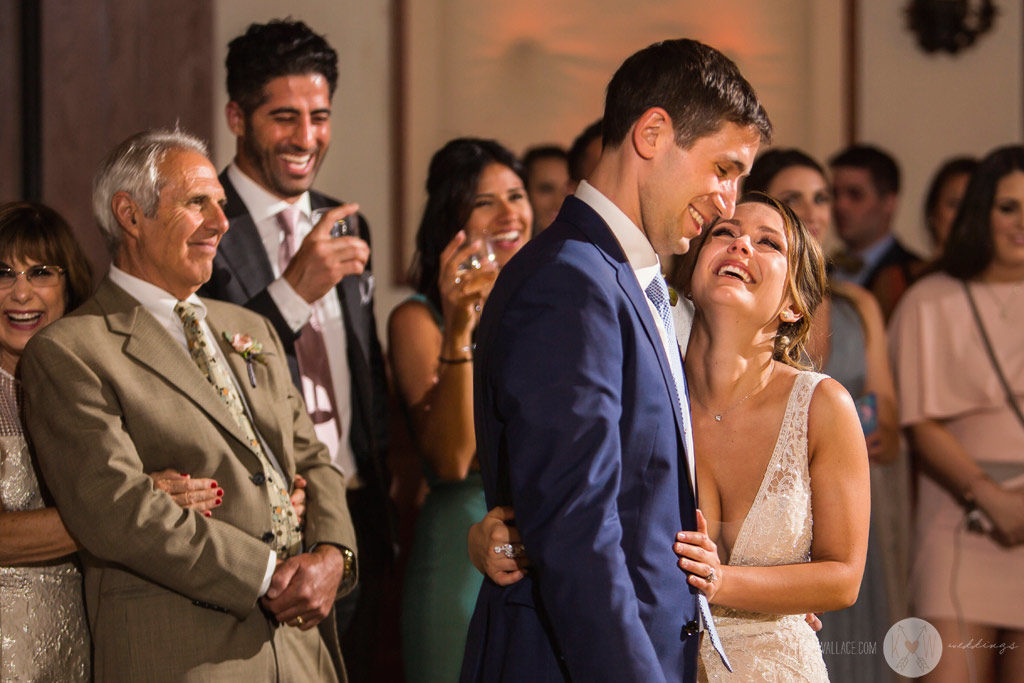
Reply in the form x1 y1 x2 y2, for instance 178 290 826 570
22 278 355 682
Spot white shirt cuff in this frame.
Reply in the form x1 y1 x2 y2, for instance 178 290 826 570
259 550 277 596
267 278 313 333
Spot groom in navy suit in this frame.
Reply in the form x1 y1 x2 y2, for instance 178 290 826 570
461 39 771 682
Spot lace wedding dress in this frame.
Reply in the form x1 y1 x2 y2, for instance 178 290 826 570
698 371 830 682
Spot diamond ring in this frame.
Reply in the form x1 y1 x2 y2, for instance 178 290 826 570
492 543 525 559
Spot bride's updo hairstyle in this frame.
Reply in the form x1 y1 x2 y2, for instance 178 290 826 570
678 192 826 369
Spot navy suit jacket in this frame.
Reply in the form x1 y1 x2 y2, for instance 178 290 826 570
461 196 700 682
199 172 393 556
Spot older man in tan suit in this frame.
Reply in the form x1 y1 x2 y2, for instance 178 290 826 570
21 129 357 682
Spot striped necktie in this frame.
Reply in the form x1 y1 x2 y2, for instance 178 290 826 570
644 274 732 672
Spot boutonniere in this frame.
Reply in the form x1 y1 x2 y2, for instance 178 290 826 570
668 286 679 307
223 332 270 387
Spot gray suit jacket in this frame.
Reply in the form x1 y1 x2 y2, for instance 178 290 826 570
22 278 355 682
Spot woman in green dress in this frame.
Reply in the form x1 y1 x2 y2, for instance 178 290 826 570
389 138 532 682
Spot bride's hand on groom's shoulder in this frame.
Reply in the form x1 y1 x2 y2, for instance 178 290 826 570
674 509 723 601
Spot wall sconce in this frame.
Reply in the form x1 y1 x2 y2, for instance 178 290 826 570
905 0 998 54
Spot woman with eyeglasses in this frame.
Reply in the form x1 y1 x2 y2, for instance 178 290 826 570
0 201 225 680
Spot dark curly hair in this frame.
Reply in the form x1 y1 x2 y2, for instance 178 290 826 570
226 19 338 115
409 138 523 311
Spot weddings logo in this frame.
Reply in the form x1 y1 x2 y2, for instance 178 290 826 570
883 618 942 677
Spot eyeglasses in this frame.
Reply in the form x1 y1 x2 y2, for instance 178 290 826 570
0 265 66 289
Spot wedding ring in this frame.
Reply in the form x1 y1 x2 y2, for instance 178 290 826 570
705 568 716 583
492 543 524 559
294 616 304 626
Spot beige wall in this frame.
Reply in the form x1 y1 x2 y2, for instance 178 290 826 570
211 1 1023 343
858 1 1023 258
402 0 844 277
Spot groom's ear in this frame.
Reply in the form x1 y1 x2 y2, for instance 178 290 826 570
632 107 671 161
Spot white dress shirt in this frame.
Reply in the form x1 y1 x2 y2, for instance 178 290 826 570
226 164 359 487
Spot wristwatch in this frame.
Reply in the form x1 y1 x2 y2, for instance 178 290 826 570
309 543 358 596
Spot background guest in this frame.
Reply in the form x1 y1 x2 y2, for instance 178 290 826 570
521 144 570 234
745 149 905 680
889 144 1024 683
566 118 603 192
198 21 395 680
388 137 532 683
830 144 925 319
0 200 222 681
923 155 978 255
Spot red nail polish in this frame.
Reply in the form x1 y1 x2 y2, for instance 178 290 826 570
210 482 218 489
215 498 222 505
216 489 224 496
204 511 211 517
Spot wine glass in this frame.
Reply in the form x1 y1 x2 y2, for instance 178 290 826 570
454 235 498 285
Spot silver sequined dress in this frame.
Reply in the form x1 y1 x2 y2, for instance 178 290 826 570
0 367 90 681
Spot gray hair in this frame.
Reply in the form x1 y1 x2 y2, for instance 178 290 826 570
92 128 209 255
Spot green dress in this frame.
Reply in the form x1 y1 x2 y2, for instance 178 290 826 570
399 295 487 683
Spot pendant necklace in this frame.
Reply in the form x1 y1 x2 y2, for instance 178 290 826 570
695 360 775 422
985 280 1024 320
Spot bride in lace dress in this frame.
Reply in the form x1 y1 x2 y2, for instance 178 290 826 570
674 194 870 682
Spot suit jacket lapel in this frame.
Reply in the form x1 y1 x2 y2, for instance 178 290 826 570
218 173 276 298
339 277 371 370
208 313 293 481
307 189 373 369
567 199 689 452
97 280 257 455
612 263 689 456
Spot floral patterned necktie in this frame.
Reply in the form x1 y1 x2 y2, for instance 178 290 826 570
174 301 302 558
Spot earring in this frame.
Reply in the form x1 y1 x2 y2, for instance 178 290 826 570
780 311 797 323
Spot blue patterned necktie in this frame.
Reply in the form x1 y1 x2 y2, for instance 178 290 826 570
643 275 732 672
175 301 302 558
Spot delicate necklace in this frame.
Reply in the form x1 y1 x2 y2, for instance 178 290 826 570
693 361 775 422
984 280 1024 320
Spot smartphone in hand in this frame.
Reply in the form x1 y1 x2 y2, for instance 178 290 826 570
312 207 359 238
855 393 878 437
331 214 358 238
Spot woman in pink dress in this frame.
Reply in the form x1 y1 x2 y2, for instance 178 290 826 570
889 145 1024 682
